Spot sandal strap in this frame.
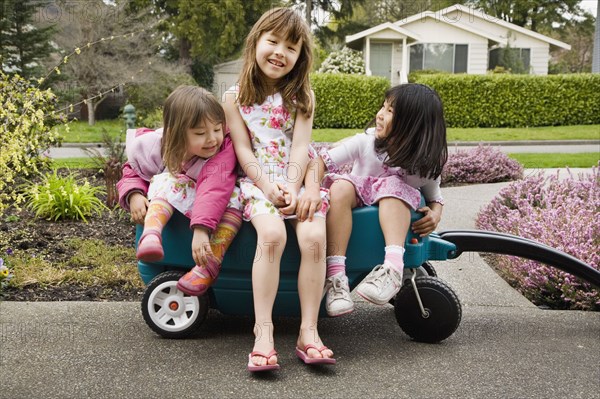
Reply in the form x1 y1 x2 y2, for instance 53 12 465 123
250 349 278 359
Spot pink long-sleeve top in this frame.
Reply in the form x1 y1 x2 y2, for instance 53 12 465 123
116 128 238 232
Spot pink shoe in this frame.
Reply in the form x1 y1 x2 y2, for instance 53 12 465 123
176 257 220 296
136 232 164 262
247 350 280 372
295 344 336 365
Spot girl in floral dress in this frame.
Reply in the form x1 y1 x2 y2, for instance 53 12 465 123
117 86 242 297
304 83 448 317
223 8 334 371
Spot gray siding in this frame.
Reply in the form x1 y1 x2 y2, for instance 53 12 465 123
468 42 488 74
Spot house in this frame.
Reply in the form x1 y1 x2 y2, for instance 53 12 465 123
346 3 571 85
212 58 244 98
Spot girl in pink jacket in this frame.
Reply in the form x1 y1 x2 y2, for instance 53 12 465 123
117 85 242 296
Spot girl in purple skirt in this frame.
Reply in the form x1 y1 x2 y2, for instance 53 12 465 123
301 83 448 316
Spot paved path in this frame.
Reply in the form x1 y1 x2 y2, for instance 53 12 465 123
1 173 599 399
47 141 600 158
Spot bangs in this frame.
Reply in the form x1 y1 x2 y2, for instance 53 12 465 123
261 10 305 44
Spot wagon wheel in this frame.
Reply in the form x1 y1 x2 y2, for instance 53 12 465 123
141 271 208 339
394 276 461 343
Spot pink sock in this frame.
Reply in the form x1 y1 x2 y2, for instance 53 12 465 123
326 255 346 278
384 245 405 274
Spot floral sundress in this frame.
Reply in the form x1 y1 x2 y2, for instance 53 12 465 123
237 92 329 221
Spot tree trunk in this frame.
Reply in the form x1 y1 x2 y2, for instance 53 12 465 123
87 99 95 126
305 0 312 28
179 38 192 73
593 0 600 73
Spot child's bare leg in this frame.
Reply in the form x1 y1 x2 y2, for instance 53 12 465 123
250 214 286 366
356 197 411 305
292 217 333 359
326 179 358 257
379 197 410 246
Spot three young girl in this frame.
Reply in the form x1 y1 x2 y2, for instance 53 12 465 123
120 7 447 372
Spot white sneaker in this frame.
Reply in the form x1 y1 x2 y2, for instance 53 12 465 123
356 263 403 305
324 272 354 317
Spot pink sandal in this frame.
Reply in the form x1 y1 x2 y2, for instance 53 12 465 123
295 344 336 365
247 349 280 372
136 231 164 262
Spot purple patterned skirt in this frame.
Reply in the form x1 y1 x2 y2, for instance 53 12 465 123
323 173 421 209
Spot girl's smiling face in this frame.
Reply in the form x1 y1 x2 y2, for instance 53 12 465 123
255 30 302 84
375 99 394 139
185 119 224 160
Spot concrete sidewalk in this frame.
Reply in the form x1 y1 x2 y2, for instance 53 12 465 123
1 175 599 399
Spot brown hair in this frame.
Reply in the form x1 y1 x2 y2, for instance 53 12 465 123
161 85 225 174
237 7 313 116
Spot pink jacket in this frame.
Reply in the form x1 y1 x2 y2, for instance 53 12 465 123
116 128 238 232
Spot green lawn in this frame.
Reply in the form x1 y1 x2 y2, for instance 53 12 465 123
508 152 600 168
58 120 599 143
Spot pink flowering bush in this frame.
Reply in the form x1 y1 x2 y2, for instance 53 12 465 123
442 145 523 185
476 167 599 310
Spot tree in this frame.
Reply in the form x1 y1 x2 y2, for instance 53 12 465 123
131 0 277 66
549 12 596 73
0 0 57 79
465 0 583 33
46 0 185 125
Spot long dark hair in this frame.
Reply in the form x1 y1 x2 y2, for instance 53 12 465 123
372 83 447 179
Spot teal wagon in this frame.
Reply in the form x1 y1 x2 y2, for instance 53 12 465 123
138 202 600 343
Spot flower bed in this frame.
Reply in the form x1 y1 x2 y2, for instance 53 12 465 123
476 167 599 310
442 145 523 185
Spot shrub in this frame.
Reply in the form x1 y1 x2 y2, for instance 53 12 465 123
24 170 108 222
0 71 64 212
476 167 600 310
84 130 126 208
414 73 600 127
318 47 365 74
442 145 523 185
0 256 14 298
312 73 390 128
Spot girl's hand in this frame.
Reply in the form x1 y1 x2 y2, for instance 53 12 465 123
262 182 288 207
129 192 149 224
412 206 442 237
296 187 322 222
192 228 213 266
279 188 298 215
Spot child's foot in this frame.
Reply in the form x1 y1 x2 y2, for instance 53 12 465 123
249 324 278 370
136 232 164 262
324 272 354 317
296 328 335 364
356 262 403 305
176 265 214 296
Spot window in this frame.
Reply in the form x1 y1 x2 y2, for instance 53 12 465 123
489 47 530 73
409 44 468 73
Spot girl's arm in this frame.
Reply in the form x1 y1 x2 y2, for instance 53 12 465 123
223 91 286 206
189 135 238 232
297 156 326 222
279 91 316 215
412 178 444 236
117 162 150 224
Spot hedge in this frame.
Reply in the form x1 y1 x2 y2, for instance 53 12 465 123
312 73 390 129
414 73 600 128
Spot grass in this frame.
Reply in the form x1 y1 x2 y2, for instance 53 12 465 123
57 120 599 143
508 152 600 168
52 158 99 169
8 238 143 289
56 120 125 143
313 125 600 143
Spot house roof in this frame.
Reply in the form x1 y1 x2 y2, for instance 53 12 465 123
396 3 570 50
346 22 422 44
